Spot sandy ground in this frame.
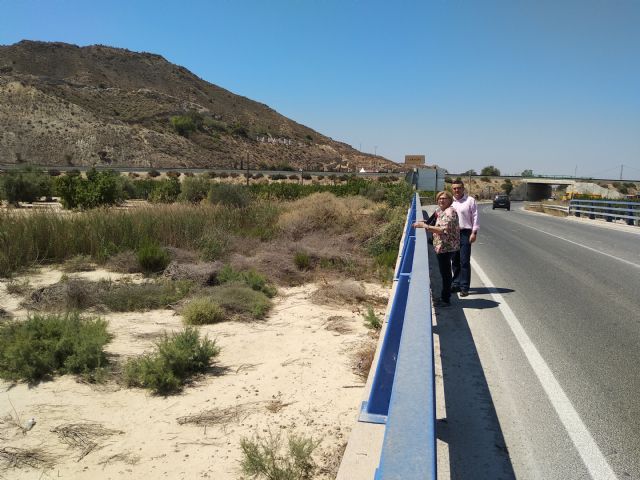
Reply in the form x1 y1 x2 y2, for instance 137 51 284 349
0 268 386 479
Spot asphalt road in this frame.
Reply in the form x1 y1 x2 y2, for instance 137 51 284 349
461 204 640 479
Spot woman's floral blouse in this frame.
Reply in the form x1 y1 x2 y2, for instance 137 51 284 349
433 206 460 254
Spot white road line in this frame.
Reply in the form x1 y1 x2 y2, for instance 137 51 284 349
472 257 619 480
516 223 640 269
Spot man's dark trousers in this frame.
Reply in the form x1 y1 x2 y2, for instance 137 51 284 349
452 229 472 291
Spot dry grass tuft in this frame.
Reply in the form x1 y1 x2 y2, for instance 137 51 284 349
318 442 347 479
177 403 257 427
324 316 353 334
265 399 295 413
311 280 368 306
51 423 124 461
0 446 56 470
277 192 374 240
351 340 377 381
105 250 143 274
61 255 96 273
5 279 31 296
23 278 104 311
98 451 141 467
163 260 224 286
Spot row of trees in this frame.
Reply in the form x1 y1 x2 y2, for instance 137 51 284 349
461 166 534 177
0 168 410 210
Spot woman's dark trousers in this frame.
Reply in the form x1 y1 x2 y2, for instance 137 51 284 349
436 251 454 302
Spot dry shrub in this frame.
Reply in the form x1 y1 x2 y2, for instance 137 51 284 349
164 247 200 264
525 204 544 213
324 316 353 334
229 250 309 287
542 206 569 217
163 260 224 286
177 403 254 427
106 250 143 273
0 446 57 470
52 423 123 461
351 340 377 381
311 280 368 306
23 278 104 311
277 192 373 240
62 255 95 273
5 279 31 296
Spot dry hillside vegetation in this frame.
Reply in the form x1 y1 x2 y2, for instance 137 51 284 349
0 40 398 172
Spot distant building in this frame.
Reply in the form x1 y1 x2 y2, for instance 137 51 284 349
404 155 426 166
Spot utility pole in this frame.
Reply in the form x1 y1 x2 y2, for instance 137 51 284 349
245 152 250 186
374 146 378 172
620 164 624 180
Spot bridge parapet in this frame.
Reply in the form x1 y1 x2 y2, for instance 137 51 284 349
338 194 437 479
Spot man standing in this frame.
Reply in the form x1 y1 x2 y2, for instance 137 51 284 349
451 180 479 297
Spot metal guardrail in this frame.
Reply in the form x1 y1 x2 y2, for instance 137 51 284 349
569 199 640 225
358 194 437 479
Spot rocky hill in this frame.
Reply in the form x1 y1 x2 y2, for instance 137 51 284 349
0 40 399 171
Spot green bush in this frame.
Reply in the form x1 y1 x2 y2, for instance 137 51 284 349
367 208 404 258
363 306 382 330
179 175 211 203
218 266 277 298
123 327 219 394
0 168 52 205
240 432 319 480
208 183 251 208
208 283 272 319
0 312 111 382
294 252 312 271
137 242 170 273
170 112 203 137
182 297 226 325
149 177 181 203
198 232 232 261
55 168 124 209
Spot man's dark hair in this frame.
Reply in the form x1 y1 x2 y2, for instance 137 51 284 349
452 179 465 187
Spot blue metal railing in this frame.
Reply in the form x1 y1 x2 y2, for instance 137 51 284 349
358 193 437 479
569 199 640 225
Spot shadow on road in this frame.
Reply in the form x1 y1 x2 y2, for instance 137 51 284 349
428 247 516 480
470 287 514 295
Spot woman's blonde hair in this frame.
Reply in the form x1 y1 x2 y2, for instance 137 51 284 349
436 190 453 202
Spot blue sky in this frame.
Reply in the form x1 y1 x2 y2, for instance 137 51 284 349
2 0 639 179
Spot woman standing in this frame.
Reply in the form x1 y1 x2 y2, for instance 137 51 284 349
412 191 460 307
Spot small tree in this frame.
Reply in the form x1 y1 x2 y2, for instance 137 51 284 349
481 165 501 176
149 177 181 203
55 169 125 209
501 178 513 194
521 169 534 177
0 168 52 206
462 169 477 176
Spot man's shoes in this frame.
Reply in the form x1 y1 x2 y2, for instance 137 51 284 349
434 299 451 308
451 285 460 293
459 290 469 297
